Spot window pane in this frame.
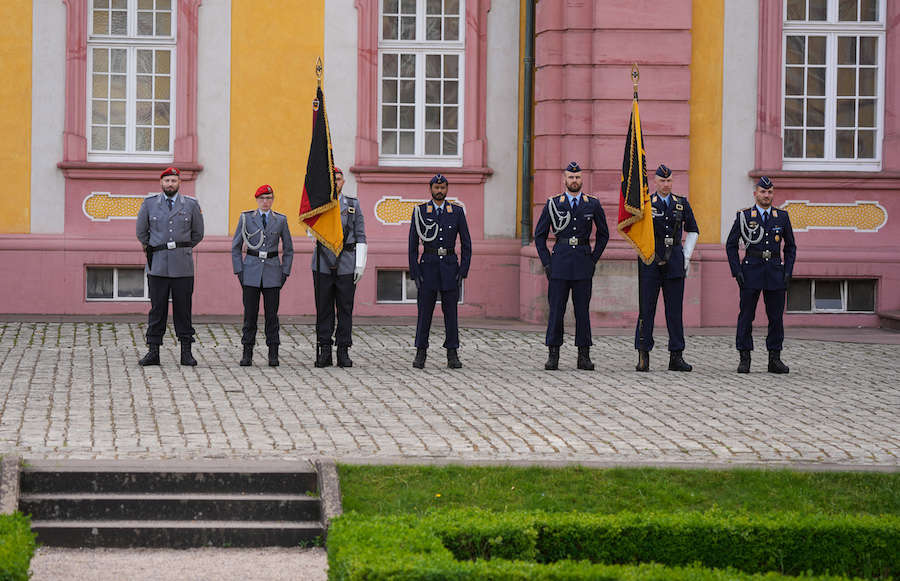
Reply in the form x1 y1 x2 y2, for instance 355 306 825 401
382 16 398 40
109 100 125 124
857 130 875 158
426 0 441 14
445 17 459 41
398 105 414 129
153 127 169 151
786 278 812 311
136 126 152 150
139 0 152 8
117 269 146 298
137 101 152 124
94 0 109 8
154 102 170 125
836 129 855 157
156 0 171 8
806 98 824 127
786 36 804 65
382 105 398 128
805 129 824 157
382 53 397 77
112 0 126 8
377 270 403 302
858 99 875 127
401 0 415 13
425 106 440 129
382 79 397 103
155 51 170 74
155 12 171 36
836 99 855 126
138 12 153 35
137 75 152 99
838 37 856 65
426 80 441 103
860 0 877 21
427 17 441 40
426 54 441 78
808 36 825 64
111 49 126 73
382 131 397 154
859 37 877 65
446 0 460 15
425 131 441 155
444 106 458 130
858 68 876 96
839 0 857 20
808 0 826 19
86 268 114 299
111 10 127 34
110 75 126 98
785 67 804 96
443 80 458 105
784 129 803 157
837 68 855 96
109 126 125 150
92 100 108 124
442 131 458 156
155 76 170 100
399 79 415 103
786 0 805 20
847 280 875 311
400 54 415 77
405 273 418 300
399 131 414 154
93 10 109 35
785 98 803 126
92 74 108 98
93 48 109 72
91 126 108 150
137 50 153 74
807 68 825 96
814 280 842 310
400 16 415 40
444 55 458 78
383 0 398 13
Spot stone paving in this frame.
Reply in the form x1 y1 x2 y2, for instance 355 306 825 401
0 321 898 468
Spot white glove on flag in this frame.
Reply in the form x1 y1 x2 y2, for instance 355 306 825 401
682 231 698 276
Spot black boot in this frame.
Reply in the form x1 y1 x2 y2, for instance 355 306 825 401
268 344 280 367
239 344 253 367
412 348 427 369
315 344 332 368
336 346 352 368
635 349 649 372
180 341 197 366
576 346 595 371
768 350 789 374
447 348 462 369
737 350 751 373
668 350 692 372
544 346 560 370
138 344 160 366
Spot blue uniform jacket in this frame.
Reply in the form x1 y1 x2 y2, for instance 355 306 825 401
534 193 609 280
408 201 472 292
725 206 797 291
640 193 699 279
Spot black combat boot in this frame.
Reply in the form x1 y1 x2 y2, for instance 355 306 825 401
315 344 332 368
576 346 595 371
768 350 789 374
138 344 160 366
180 341 197 366
668 350 692 372
268 344 280 367
239 344 253 367
336 346 353 368
412 348 427 369
635 349 649 372
447 348 462 369
544 346 560 370
737 350 751 373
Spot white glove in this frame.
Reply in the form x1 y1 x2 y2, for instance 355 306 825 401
353 243 367 284
682 231 698 276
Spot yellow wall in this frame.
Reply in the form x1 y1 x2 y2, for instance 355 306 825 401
689 0 724 244
230 0 325 229
0 2 32 233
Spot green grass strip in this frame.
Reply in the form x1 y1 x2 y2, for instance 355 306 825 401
0 513 37 581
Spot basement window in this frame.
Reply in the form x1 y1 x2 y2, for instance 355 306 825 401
86 266 149 301
376 269 464 303
786 278 876 312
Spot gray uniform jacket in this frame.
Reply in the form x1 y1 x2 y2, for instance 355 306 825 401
231 210 294 288
311 195 366 275
136 193 204 278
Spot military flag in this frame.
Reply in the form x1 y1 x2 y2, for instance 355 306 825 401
299 84 343 255
616 85 655 265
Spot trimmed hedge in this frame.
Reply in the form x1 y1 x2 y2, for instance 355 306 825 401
327 509 899 580
0 513 36 581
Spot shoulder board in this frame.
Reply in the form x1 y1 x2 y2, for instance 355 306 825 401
272 210 285 217
557 194 566 203
242 210 254 215
584 193 597 200
671 194 681 203
449 201 462 209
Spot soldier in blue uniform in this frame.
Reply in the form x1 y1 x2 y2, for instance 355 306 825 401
634 164 699 372
408 174 472 369
534 161 609 371
232 184 294 367
136 167 204 366
725 176 797 374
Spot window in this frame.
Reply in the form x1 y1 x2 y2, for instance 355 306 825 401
86 267 149 301
786 278 876 312
376 269 464 303
88 0 176 162
782 0 884 170
378 0 464 166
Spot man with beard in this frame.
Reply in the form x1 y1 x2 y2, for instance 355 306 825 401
136 167 205 366
534 161 609 371
408 174 472 369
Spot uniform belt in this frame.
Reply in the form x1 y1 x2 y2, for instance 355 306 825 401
746 249 777 260
247 248 279 259
147 241 192 252
340 243 356 253
555 237 590 247
424 247 455 256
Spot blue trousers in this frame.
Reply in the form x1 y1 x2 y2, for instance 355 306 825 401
634 266 685 352
415 286 460 349
545 278 592 347
736 287 786 351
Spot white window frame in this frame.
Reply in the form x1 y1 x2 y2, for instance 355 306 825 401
378 0 465 167
87 0 177 163
786 278 876 313
782 0 885 171
86 266 150 302
376 269 464 304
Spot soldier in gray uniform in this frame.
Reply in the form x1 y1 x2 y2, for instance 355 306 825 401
136 167 205 366
232 184 294 367
311 167 367 368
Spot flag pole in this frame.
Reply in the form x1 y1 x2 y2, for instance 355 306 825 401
632 64 645 347
313 57 324 363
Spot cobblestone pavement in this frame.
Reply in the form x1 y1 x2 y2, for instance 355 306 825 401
1 321 898 468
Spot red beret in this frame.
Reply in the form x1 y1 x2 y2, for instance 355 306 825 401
255 184 274 198
160 167 180 179
333 166 343 176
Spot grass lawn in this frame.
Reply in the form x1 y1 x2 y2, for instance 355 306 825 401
338 464 900 516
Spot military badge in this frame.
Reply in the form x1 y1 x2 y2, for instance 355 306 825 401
447 204 453 213
348 206 355 214
775 234 780 242
652 195 658 203
426 205 433 213
751 210 758 218
676 204 683 211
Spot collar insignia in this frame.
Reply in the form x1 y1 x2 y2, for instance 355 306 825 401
772 209 778 218
652 195 658 203
447 204 453 213
751 210 758 218
426 205 433 213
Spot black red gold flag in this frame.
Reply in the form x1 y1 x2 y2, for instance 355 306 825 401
299 85 343 254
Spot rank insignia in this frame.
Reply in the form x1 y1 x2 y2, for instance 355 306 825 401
751 210 758 218
348 206 355 214
775 234 780 242
772 210 778 218
652 195 658 203
426 205 433 213
558 195 565 203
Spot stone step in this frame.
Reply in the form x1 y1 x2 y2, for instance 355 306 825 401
19 492 321 522
30 519 325 548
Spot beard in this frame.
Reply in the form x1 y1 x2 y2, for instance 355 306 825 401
431 191 447 201
163 185 179 197
565 181 581 193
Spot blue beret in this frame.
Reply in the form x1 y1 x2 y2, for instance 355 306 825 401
565 161 582 173
430 174 448 185
655 164 672 178
756 176 773 189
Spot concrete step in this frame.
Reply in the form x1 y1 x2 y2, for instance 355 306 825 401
19 492 322 522
30 520 325 548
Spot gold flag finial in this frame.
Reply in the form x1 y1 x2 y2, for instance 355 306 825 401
315 56 323 86
631 63 640 97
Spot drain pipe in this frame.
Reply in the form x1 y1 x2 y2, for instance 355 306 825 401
520 0 536 246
